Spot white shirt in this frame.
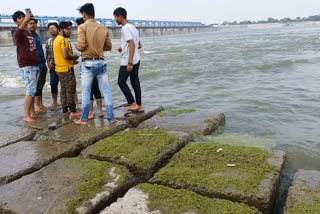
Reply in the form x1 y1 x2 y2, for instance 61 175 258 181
121 23 140 66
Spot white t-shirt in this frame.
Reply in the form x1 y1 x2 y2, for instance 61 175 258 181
121 23 140 66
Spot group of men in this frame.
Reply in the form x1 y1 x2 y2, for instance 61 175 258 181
13 3 144 125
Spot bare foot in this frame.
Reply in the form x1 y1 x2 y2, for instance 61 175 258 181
88 114 94 120
30 114 39 118
24 116 36 122
74 119 87 125
109 119 116 125
138 106 144 112
70 112 81 117
35 108 45 113
40 105 48 109
99 114 105 118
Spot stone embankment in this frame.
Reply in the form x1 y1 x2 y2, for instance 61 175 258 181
0 106 319 213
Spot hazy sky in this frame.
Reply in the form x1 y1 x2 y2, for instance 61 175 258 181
1 0 320 24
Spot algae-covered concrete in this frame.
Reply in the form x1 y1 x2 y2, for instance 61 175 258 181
82 129 191 176
150 143 285 213
0 158 135 214
101 183 261 214
284 170 320 214
138 109 225 136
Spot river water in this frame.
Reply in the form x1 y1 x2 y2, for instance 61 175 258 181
0 24 320 212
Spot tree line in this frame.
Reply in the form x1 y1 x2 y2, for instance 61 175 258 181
222 15 320 25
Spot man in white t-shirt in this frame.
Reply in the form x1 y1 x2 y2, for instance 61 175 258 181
113 7 144 115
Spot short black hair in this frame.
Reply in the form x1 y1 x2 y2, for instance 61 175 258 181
12 10 25 22
76 18 84 26
79 3 95 17
48 22 58 29
113 7 127 19
29 18 38 24
58 21 70 31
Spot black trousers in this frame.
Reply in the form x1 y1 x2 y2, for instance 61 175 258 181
117 61 141 105
90 77 102 101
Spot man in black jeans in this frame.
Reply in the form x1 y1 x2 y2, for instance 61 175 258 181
113 7 144 115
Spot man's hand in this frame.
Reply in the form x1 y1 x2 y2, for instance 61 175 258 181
25 12 33 22
126 65 133 72
73 54 79 60
48 61 53 69
118 47 122 53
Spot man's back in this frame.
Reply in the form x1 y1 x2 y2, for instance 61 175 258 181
76 19 112 59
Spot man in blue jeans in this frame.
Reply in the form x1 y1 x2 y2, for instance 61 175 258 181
74 3 115 125
13 10 40 122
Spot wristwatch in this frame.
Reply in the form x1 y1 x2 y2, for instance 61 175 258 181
128 62 133 66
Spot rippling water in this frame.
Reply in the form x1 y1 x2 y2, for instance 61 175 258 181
1 25 320 175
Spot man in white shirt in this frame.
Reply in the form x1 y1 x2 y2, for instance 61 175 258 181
113 7 144 115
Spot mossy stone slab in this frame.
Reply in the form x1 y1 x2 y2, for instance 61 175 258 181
0 158 134 214
284 170 320 214
150 143 285 213
82 129 191 176
101 183 261 214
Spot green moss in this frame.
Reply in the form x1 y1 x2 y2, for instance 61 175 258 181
93 129 178 167
137 184 258 214
79 127 112 140
204 119 213 123
156 109 196 117
206 134 276 149
151 143 275 195
287 189 320 214
0 203 15 214
65 158 127 213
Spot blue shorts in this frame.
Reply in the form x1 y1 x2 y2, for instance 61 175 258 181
20 66 40 96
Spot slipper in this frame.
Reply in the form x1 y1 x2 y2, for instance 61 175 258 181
137 109 144 113
127 108 139 112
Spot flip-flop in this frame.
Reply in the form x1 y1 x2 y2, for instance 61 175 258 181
137 109 144 113
127 108 139 112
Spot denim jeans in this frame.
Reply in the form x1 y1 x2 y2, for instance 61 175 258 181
20 66 40 96
80 60 114 122
50 68 59 94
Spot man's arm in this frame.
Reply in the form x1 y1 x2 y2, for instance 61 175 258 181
61 38 78 60
76 25 87 51
126 40 135 72
61 48 78 60
138 41 142 49
103 30 112 51
19 12 33 30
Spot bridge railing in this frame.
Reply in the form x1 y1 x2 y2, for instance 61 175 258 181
0 14 204 27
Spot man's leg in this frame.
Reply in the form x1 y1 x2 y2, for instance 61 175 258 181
97 62 114 123
21 66 39 122
35 65 47 112
91 77 104 118
50 69 59 107
65 69 80 117
75 62 94 124
56 72 68 114
117 66 138 111
24 95 34 122
129 62 143 111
